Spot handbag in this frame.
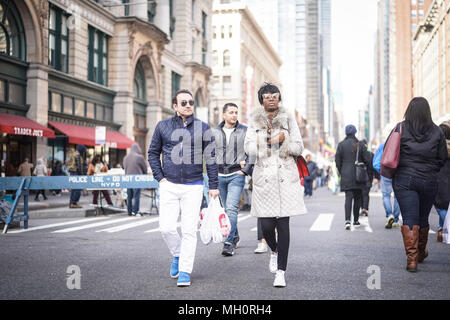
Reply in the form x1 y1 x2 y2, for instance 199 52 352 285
380 122 402 179
296 156 309 179
355 142 369 184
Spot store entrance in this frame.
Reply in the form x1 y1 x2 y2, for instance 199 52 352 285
0 135 33 177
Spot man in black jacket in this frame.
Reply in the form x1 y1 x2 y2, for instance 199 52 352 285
148 89 219 287
213 103 253 257
304 154 318 197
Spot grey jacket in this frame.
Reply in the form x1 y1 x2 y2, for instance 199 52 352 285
33 159 47 177
123 144 148 175
213 121 253 176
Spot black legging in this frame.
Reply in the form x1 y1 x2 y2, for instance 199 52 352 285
345 189 362 222
260 217 290 271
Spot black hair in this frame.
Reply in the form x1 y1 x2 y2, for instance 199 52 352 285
223 103 238 113
404 97 433 132
257 82 282 105
172 89 193 105
92 154 102 165
439 122 450 140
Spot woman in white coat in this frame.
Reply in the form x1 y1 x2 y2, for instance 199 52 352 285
244 83 307 287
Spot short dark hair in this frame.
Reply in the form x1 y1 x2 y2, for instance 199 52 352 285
223 103 238 113
257 82 282 105
172 89 193 105
439 122 450 140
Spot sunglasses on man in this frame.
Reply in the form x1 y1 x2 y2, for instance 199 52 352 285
262 93 280 100
180 100 195 107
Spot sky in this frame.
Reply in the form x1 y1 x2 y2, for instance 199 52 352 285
331 0 378 128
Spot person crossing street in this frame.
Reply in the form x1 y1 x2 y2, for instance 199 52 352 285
148 89 219 287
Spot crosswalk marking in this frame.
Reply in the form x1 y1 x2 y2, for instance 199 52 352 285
52 217 135 233
96 217 159 233
7 217 110 234
310 214 334 231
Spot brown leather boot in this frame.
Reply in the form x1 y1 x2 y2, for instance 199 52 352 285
437 229 443 242
401 225 419 272
418 226 429 263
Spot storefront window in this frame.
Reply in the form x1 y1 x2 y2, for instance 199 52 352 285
86 102 95 118
63 96 73 115
51 92 62 112
74 99 85 117
8 82 24 105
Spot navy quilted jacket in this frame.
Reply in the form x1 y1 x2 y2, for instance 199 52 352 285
148 113 218 189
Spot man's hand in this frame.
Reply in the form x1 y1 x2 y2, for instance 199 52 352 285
373 178 379 185
209 189 219 199
240 161 246 168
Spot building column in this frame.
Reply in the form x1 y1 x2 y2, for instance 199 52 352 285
26 63 50 162
154 0 170 36
114 91 134 139
130 0 148 20
146 100 164 150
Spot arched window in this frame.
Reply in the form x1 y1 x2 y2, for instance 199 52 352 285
133 61 146 101
0 0 26 60
223 50 230 67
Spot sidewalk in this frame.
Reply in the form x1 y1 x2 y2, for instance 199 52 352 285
13 189 159 219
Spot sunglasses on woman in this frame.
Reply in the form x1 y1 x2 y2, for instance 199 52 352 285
180 100 195 107
262 93 280 100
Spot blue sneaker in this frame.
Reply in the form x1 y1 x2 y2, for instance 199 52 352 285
177 272 191 287
170 257 179 278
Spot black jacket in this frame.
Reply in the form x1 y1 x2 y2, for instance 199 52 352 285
213 121 253 176
335 135 371 191
147 113 218 189
394 121 447 181
304 160 318 182
435 155 450 209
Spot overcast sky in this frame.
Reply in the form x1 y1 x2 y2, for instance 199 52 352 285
331 0 378 128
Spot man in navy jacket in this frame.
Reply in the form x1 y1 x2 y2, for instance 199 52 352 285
148 89 219 287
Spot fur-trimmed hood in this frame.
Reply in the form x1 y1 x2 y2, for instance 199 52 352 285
249 106 291 130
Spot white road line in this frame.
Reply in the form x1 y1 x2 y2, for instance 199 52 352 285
52 217 135 233
310 214 335 231
96 217 159 233
7 217 110 234
145 222 181 234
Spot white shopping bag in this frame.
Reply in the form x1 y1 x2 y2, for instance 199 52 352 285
199 197 231 245
442 204 450 244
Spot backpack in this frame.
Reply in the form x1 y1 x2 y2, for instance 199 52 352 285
372 143 384 173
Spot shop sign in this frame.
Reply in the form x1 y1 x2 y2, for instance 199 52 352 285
13 127 43 137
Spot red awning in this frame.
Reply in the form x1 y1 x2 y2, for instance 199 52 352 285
0 113 55 138
48 121 135 149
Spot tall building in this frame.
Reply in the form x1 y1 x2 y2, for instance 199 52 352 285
211 0 281 124
413 0 450 124
0 0 213 177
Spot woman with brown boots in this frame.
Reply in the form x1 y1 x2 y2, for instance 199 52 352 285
391 97 448 272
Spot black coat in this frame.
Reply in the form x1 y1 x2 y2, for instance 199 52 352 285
335 135 371 191
304 160 318 182
435 156 450 209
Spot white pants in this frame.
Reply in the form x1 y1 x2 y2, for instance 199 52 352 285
159 180 204 274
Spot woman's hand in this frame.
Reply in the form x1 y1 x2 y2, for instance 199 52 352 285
267 132 285 145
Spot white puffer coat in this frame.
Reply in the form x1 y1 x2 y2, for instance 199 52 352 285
244 106 307 218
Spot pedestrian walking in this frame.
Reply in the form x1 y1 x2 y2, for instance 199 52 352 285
213 102 253 257
68 145 87 209
51 160 64 196
17 158 33 177
391 97 447 272
304 154 318 197
433 121 450 242
244 82 307 288
335 125 371 230
123 143 148 217
373 143 401 228
359 139 381 217
33 158 48 201
148 89 219 287
87 155 113 207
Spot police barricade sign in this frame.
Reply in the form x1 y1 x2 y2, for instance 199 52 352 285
0 175 159 234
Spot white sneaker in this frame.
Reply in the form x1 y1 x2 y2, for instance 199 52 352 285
273 270 286 287
385 215 394 229
136 213 142 217
254 242 268 254
269 252 278 273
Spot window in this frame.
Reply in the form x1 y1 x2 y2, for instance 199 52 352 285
104 107 112 122
228 25 232 38
96 104 104 120
418 9 423 17
212 50 218 66
86 102 95 118
221 26 225 38
88 26 109 86
8 82 24 105
0 80 4 101
0 0 26 60
223 50 230 67
122 0 130 16
148 2 156 22
223 76 231 96
169 0 176 39
51 92 62 112
74 99 85 117
213 26 216 39
171 71 181 98
134 61 146 100
63 96 73 115
192 0 196 23
411 9 417 18
48 4 69 72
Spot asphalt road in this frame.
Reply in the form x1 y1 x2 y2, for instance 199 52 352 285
1 187 449 300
